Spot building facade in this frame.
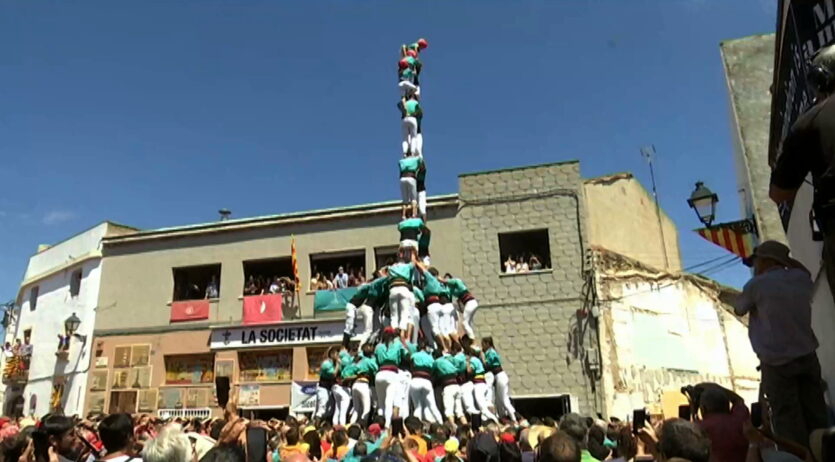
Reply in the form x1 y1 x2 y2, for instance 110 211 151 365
76 161 756 420
3 222 136 417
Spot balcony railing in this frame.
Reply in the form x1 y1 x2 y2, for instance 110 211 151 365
157 408 212 419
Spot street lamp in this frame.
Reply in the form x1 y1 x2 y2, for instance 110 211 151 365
687 181 719 227
64 313 86 343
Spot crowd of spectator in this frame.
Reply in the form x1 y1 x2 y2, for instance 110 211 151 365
243 276 297 296
502 255 544 274
310 267 367 291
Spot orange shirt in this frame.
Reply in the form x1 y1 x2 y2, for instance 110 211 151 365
405 435 428 456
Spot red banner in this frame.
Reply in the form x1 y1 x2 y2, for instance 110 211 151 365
170 300 210 323
243 294 283 325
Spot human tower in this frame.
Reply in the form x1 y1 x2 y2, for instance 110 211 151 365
314 38 518 430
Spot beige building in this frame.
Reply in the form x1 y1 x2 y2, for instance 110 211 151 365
79 161 757 420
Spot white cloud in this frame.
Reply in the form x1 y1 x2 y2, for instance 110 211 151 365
42 210 77 225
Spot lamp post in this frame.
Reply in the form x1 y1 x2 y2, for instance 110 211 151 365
64 313 86 343
687 181 719 227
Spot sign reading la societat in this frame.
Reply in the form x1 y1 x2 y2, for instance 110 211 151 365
210 320 344 350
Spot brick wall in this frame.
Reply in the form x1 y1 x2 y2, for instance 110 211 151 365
457 161 597 413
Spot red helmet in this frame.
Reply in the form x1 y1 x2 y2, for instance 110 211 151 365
406 49 418 58
398 59 409 70
417 38 428 49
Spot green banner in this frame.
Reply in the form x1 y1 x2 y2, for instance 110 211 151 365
314 287 358 312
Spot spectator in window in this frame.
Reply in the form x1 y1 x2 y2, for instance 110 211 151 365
269 277 280 294
325 273 336 290
504 256 516 274
310 273 321 292
517 256 529 273
733 240 827 447
530 255 543 271
205 275 219 299
245 276 259 296
334 267 349 289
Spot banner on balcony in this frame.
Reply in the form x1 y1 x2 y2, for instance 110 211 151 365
314 287 358 312
170 300 210 322
242 294 283 325
695 220 756 259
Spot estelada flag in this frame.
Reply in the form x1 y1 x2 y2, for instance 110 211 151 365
170 300 210 322
243 294 283 325
695 219 756 259
291 235 300 292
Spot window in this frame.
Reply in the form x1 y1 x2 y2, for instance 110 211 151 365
69 269 82 298
108 391 137 414
164 354 215 385
498 229 552 274
306 345 339 380
374 246 399 272
172 264 221 301
308 249 366 291
242 257 294 295
239 350 292 382
29 287 39 311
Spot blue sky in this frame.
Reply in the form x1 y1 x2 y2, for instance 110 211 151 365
0 1 775 299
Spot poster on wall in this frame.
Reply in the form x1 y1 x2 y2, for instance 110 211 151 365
90 371 108 391
239 385 260 406
114 346 131 368
50 379 65 412
88 392 106 413
290 381 317 414
185 388 209 408
164 355 214 385
112 370 130 389
131 345 151 366
138 389 157 412
306 346 334 380
158 388 182 409
95 357 108 368
239 350 292 382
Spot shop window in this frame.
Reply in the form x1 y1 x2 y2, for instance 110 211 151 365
108 391 137 414
29 287 38 311
164 354 215 385
308 249 366 291
239 350 292 382
172 264 221 301
70 269 82 298
242 257 294 295
307 345 339 380
138 389 157 412
498 229 552 274
374 246 399 272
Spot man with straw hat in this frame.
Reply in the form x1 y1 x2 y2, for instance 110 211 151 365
734 240 827 448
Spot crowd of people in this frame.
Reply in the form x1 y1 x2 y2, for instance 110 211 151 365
243 276 298 296
501 255 545 274
309 268 368 292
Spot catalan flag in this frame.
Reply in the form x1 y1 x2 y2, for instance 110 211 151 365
291 235 300 293
695 219 757 259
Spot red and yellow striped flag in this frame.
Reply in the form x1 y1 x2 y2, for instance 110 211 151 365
695 220 756 259
291 235 300 293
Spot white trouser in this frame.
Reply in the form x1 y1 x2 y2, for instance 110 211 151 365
345 303 374 341
474 382 499 424
333 384 355 425
397 371 411 416
401 117 418 156
442 384 464 419
459 381 478 415
495 371 517 422
388 286 414 331
352 380 372 423
440 302 457 336
400 177 418 204
410 377 442 423
427 303 442 338
418 191 427 217
461 299 479 339
314 385 332 419
419 315 436 349
413 133 423 158
375 370 399 428
399 80 418 98
485 372 495 408
410 306 420 343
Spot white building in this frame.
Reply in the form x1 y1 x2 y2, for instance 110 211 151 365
3 222 135 417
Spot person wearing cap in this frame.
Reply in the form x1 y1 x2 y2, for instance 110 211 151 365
399 156 424 220
400 38 429 59
733 240 827 447
398 95 422 157
351 343 378 426
410 338 443 423
770 43 835 303
315 347 341 425
482 336 517 424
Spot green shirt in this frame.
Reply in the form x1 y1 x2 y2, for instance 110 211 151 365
445 278 470 298
404 99 420 117
404 56 417 67
366 276 389 299
405 341 418 355
452 352 467 375
388 262 415 283
469 356 486 375
320 359 336 379
413 287 425 305
412 351 434 370
355 356 379 377
581 450 601 462
484 348 502 370
400 68 415 82
398 217 424 232
422 271 445 297
433 355 458 378
340 358 358 379
375 342 404 366
398 156 422 174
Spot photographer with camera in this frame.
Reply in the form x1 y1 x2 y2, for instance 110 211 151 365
682 383 748 462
